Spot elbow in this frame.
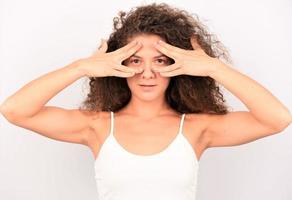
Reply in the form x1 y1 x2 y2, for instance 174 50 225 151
272 114 292 132
0 103 17 122
283 114 292 128
0 103 10 116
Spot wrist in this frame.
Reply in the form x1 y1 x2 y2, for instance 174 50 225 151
208 60 229 78
67 59 88 78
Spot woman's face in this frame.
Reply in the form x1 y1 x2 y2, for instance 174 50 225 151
124 34 172 102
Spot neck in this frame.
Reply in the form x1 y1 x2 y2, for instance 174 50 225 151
118 97 177 119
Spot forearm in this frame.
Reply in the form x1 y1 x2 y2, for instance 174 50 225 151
209 62 292 129
0 60 85 118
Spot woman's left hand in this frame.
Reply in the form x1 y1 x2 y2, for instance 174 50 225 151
153 36 223 77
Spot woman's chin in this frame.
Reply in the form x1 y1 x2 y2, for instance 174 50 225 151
133 92 161 102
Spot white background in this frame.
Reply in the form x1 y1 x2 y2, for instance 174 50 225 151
1 0 292 199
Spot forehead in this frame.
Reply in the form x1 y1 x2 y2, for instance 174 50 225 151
127 34 167 57
128 34 164 45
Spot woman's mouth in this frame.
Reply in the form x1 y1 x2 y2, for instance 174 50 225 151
139 84 157 90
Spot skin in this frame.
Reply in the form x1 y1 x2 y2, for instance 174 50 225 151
1 32 290 162
117 33 219 119
79 34 208 160
119 34 176 119
84 34 209 159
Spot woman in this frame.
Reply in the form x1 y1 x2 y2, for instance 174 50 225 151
1 3 291 200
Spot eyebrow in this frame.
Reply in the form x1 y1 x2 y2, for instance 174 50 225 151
131 54 167 59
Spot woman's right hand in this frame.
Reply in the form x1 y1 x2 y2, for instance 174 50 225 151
76 39 143 78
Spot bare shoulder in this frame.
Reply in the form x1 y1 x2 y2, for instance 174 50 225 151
176 113 213 160
185 112 210 132
84 110 110 126
82 110 111 145
184 113 211 143
189 112 229 146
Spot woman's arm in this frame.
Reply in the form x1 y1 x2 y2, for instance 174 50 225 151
153 37 291 148
209 63 292 130
0 40 142 145
0 61 85 118
0 61 92 145
204 63 292 148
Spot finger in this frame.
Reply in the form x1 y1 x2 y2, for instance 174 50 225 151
113 64 142 74
154 42 181 59
118 41 143 60
153 63 180 73
190 35 202 50
112 69 136 77
156 40 186 54
99 38 108 53
159 68 183 77
92 38 108 56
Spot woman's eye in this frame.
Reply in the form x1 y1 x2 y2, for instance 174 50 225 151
128 58 169 65
156 59 167 64
130 59 140 64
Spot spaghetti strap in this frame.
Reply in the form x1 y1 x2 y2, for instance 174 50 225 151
178 113 185 134
109 111 114 136
94 111 199 200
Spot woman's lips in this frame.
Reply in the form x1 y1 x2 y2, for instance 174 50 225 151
139 85 157 90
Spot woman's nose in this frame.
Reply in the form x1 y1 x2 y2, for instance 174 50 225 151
138 63 157 78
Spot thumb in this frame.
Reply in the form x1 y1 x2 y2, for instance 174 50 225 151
190 35 202 50
98 38 108 53
92 38 108 56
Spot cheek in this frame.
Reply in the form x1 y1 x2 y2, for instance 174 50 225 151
162 78 171 85
126 78 131 86
126 77 136 89
164 79 171 90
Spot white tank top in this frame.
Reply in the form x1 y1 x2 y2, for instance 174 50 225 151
94 111 200 200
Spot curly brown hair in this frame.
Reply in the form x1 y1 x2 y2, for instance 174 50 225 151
79 2 233 115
